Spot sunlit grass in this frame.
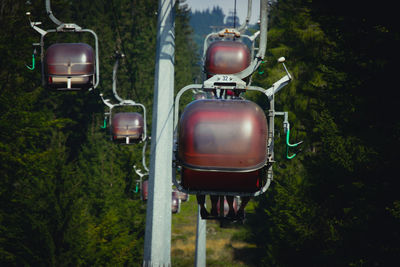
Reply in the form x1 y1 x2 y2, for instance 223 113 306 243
171 194 259 266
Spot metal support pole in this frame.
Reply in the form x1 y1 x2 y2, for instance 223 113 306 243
194 205 206 267
267 83 275 182
233 0 237 28
143 0 175 266
45 0 63 26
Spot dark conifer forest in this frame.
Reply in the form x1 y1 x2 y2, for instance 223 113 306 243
0 0 197 265
1 0 399 266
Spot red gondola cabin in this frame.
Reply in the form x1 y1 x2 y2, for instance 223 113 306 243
44 43 95 90
204 40 251 77
178 99 268 193
111 112 144 144
142 180 148 201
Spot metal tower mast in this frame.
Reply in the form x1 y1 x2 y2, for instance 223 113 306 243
143 0 175 266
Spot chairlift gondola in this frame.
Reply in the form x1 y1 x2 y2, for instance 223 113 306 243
142 179 149 201
45 43 96 90
111 112 144 144
201 15 260 99
101 97 147 145
27 0 99 91
172 0 301 221
202 15 261 82
204 40 251 78
100 52 147 145
174 59 297 196
100 51 149 202
178 99 268 193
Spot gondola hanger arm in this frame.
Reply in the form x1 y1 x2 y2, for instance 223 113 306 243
133 165 148 179
265 57 293 99
26 12 47 36
99 93 115 109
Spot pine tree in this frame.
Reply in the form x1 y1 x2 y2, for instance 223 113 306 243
244 0 400 265
1 0 200 265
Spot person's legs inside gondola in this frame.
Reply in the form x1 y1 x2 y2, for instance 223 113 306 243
226 196 236 218
210 195 219 217
196 194 209 219
237 196 250 219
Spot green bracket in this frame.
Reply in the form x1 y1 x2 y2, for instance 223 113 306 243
100 118 107 129
133 181 139 193
285 126 303 159
26 53 35 70
258 60 266 75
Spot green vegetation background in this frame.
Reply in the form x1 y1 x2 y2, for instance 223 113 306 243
1 0 399 266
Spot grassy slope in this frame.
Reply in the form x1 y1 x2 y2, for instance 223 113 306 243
171 195 261 266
